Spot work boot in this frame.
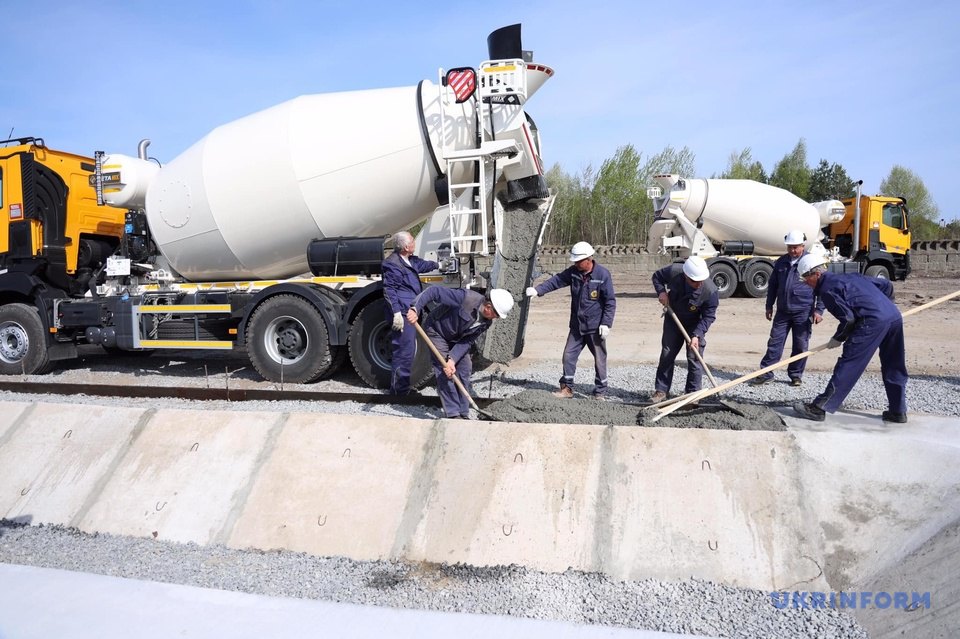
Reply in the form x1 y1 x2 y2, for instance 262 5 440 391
792 401 825 422
790 377 803 387
650 391 668 403
590 393 607 401
553 385 574 399
881 410 908 423
748 376 772 387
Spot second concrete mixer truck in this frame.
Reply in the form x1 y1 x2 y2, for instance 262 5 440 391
647 174 911 298
0 24 554 387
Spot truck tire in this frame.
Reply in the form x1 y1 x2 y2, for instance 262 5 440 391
709 262 738 299
0 303 53 375
864 264 890 280
349 302 432 389
741 261 773 298
246 294 333 383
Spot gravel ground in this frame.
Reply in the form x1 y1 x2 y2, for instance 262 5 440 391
2 357 957 420
0 522 868 639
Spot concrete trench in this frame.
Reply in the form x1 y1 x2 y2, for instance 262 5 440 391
1 398 957 636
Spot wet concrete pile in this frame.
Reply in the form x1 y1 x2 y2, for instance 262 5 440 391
480 195 554 363
484 389 786 430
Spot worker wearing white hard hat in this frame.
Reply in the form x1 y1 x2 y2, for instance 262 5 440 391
748 231 825 388
526 241 616 399
792 258 908 424
649 256 719 402
406 286 512 419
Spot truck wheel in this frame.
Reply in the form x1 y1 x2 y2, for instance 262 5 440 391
709 263 738 299
0 303 53 375
246 295 333 383
864 264 890 280
741 261 773 298
348 302 432 389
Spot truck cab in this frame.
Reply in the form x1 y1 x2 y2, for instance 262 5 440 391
827 195 911 280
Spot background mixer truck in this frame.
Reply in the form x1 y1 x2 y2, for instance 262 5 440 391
0 24 554 387
647 174 911 298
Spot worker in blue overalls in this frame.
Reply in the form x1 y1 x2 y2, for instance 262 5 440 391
792 254 908 423
382 231 438 395
650 256 719 403
406 287 513 419
749 230 825 387
525 241 616 399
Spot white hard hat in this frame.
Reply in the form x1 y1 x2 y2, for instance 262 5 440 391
797 253 828 276
682 256 710 282
784 230 807 245
569 241 596 262
488 289 514 318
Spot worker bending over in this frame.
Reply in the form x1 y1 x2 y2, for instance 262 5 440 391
407 287 513 419
650 256 719 402
792 254 908 423
750 230 824 387
526 241 616 399
382 231 438 395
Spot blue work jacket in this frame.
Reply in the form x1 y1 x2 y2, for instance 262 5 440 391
814 273 898 341
766 254 825 317
382 252 438 314
411 287 491 364
652 263 719 339
534 262 616 334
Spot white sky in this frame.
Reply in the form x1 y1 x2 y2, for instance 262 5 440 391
3 0 957 219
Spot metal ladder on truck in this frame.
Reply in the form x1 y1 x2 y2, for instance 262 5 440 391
438 60 528 257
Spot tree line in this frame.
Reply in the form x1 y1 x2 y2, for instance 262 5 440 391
543 138 955 246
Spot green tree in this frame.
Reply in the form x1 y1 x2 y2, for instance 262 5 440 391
808 159 856 202
544 162 595 247
879 165 941 240
769 138 811 201
718 148 767 182
591 145 647 245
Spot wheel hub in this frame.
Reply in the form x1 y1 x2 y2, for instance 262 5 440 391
0 323 28 364
264 316 308 364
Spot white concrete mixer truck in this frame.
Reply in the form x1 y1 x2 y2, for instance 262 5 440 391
0 25 555 387
647 175 911 298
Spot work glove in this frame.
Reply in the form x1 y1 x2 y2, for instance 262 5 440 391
525 287 538 298
598 325 610 339
826 337 843 349
392 312 404 331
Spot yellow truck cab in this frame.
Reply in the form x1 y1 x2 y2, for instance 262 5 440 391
827 194 911 280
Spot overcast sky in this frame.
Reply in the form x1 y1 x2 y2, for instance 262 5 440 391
3 0 957 219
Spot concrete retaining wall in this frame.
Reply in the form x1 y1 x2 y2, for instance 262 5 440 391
3 401 958 597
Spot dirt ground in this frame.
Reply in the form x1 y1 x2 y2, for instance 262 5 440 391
517 273 960 376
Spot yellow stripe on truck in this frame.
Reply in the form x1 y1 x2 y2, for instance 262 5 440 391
137 304 232 313
139 340 234 349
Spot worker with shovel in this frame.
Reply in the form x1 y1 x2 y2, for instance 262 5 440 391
650 256 719 403
749 230 825 387
406 287 513 419
525 241 616 400
792 254 908 423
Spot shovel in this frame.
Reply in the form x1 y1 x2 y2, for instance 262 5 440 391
412 320 498 421
662 304 744 416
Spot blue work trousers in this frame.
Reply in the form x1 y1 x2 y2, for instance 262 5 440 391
815 318 907 413
388 320 417 395
426 330 473 418
559 328 608 396
757 311 812 381
655 319 706 394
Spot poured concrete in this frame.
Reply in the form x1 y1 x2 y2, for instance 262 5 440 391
486 390 786 431
0 400 957 633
